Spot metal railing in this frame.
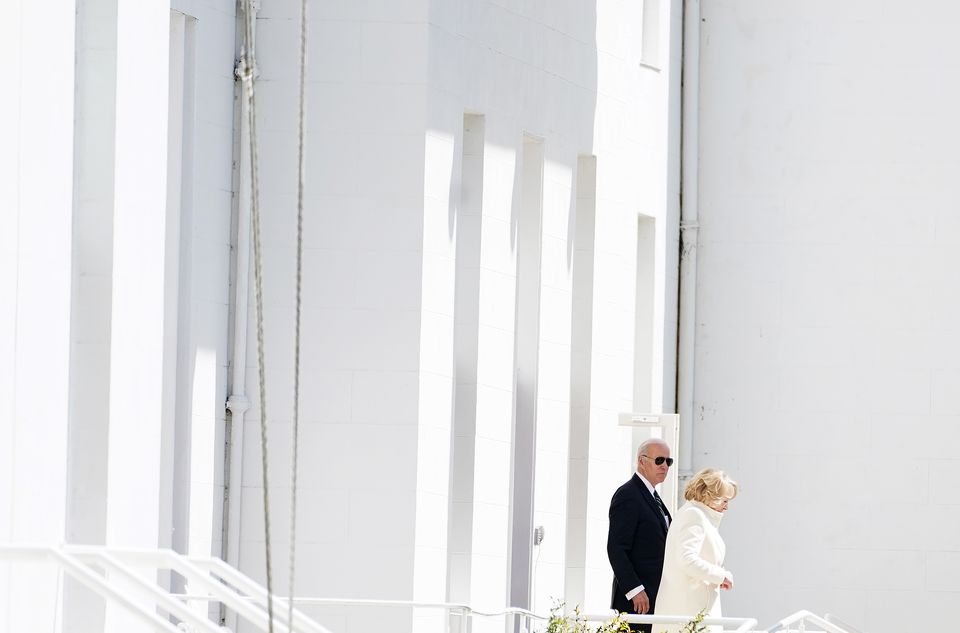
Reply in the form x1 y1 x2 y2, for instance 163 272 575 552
0 544 332 633
287 600 859 633
285 597 545 633
766 610 856 633
285 598 760 633
0 544 862 633
825 613 865 633
581 611 758 632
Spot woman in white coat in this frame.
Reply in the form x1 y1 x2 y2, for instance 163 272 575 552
652 469 737 633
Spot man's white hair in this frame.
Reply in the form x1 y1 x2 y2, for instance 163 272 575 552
637 437 669 460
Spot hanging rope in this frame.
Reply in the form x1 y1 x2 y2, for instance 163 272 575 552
288 0 310 629
239 1 276 632
239 1 310 631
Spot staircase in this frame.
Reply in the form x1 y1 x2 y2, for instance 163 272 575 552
0 544 330 633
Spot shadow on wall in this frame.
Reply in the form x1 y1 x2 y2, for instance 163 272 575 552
434 0 601 621
244 0 601 631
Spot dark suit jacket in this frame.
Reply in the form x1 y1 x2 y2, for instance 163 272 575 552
606 474 672 617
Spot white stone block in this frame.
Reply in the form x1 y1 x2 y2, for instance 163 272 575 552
475 384 514 443
472 438 512 507
537 341 572 403
475 325 517 393
351 370 418 426
355 250 425 311
293 487 350 544
348 488 416 548
536 398 572 455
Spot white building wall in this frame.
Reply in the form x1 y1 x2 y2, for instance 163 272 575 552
425 0 679 624
103 0 171 556
2 1 235 630
530 154 576 613
10 0 960 630
167 0 235 560
0 1 77 630
695 2 960 632
63 0 117 629
241 1 675 630
105 0 236 629
578 0 682 615
167 1 235 616
243 2 678 633
2 1 676 630
237 4 429 633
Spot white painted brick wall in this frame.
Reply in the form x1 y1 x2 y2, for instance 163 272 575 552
245 2 678 632
4 1 678 631
697 2 960 631
0 1 76 630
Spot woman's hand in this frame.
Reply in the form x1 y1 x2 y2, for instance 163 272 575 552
720 576 734 590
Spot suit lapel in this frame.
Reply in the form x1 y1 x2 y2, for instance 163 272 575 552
632 474 669 534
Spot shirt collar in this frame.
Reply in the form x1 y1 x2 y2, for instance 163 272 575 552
635 471 657 496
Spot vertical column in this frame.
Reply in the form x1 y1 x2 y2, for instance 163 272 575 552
0 1 77 631
414 125 459 633
163 13 189 570
104 1 172 631
176 10 218 562
167 12 206 613
633 217 657 412
447 114 486 605
64 0 118 630
641 0 661 68
462 128 520 633
167 12 190 569
565 156 597 608
529 155 575 613
0 7 24 590
509 135 545 611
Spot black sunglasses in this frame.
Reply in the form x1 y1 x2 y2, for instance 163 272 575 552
641 454 674 467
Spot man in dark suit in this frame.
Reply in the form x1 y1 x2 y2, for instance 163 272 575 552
606 438 674 633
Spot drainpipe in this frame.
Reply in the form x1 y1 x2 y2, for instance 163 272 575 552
223 1 257 628
677 0 700 484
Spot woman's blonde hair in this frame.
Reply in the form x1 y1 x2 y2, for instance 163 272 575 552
683 468 738 504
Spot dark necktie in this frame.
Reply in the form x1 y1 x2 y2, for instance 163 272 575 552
653 490 670 527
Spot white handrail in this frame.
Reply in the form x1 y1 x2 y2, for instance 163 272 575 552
83 550 226 633
191 555 331 633
582 611 758 633
286 596 543 618
0 544 859 633
283 597 545 633
825 613 864 633
766 609 853 633
65 546 282 632
0 544 333 633
73 545 330 633
277 598 755 632
0 544 182 633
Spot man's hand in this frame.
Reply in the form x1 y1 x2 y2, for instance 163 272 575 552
631 589 650 614
720 576 734 590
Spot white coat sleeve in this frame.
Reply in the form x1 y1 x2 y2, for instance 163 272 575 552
675 517 727 586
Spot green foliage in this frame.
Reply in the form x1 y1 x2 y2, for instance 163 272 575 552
544 601 586 633
678 609 708 633
541 601 643 633
542 601 706 633
597 611 633 633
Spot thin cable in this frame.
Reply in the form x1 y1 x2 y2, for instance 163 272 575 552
288 0 309 630
239 1 275 632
